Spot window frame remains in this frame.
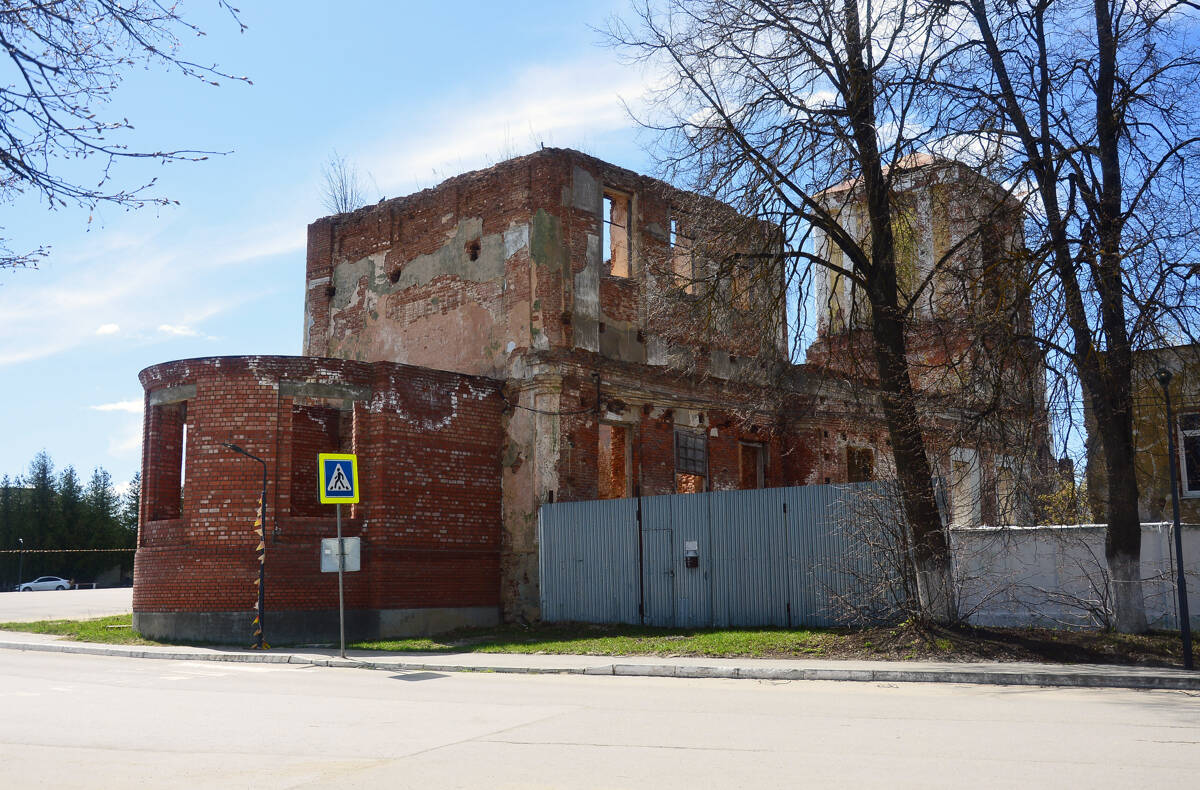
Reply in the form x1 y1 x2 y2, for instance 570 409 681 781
602 188 632 278
674 428 708 493
1180 412 1200 497
598 422 633 499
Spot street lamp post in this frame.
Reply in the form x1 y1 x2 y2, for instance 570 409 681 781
17 537 23 591
222 443 268 650
1154 368 1194 670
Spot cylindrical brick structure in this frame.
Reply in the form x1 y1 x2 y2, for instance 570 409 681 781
134 355 504 645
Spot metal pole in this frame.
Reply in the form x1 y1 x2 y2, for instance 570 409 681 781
1156 368 1193 670
17 537 23 591
257 465 267 651
337 503 346 659
222 443 268 650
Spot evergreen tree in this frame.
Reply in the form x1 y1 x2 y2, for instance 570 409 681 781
83 467 123 581
121 472 141 545
25 452 55 577
1 474 17 588
57 466 83 553
0 474 13 548
2 455 138 583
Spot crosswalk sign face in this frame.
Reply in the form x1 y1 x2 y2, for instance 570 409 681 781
318 453 360 504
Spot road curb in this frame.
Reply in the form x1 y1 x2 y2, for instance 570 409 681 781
2 638 1197 690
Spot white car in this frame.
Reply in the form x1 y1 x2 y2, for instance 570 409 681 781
16 576 70 592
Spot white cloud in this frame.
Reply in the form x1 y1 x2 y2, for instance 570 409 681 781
0 211 295 367
109 421 144 456
208 221 306 268
370 55 652 193
90 399 144 413
158 324 199 337
0 52 652 370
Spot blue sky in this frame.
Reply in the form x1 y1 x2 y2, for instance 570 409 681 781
0 1 666 490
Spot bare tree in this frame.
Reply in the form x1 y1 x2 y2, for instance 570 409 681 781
319 150 372 215
0 1 249 271
613 0 980 621
934 0 1200 631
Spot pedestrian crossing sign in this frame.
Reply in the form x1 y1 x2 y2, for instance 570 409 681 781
318 453 360 504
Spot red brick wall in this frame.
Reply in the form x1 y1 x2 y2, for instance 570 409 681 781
540 366 804 503
289 405 341 518
134 355 504 617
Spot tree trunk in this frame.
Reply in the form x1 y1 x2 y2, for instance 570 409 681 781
871 297 955 624
1095 391 1147 633
842 0 954 623
967 0 1147 632
1090 0 1145 634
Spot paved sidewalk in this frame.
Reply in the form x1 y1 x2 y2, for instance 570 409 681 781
1 629 1197 690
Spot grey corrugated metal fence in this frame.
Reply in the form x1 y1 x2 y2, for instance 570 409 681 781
538 482 888 628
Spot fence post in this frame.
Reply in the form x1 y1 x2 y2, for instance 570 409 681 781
635 485 645 624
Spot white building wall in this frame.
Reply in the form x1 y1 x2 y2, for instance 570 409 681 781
953 523 1200 629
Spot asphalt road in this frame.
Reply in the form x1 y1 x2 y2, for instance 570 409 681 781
0 587 131 622
1 650 1197 789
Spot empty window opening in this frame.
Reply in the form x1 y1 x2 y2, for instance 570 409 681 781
671 213 696 293
825 246 847 332
147 401 186 521
739 442 765 489
466 239 481 261
603 190 631 278
180 423 188 502
675 429 707 494
995 458 1017 525
598 423 632 499
290 402 351 518
1182 413 1200 496
847 446 874 483
949 448 981 527
733 268 752 310
389 267 402 284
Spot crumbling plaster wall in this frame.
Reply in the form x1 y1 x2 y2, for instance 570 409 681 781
303 149 795 620
298 148 984 615
807 159 1028 386
305 148 786 383
1095 346 1200 524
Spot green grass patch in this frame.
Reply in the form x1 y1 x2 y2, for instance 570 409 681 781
0 615 1186 667
0 614 161 645
352 623 831 658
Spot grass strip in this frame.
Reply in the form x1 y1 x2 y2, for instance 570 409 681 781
0 616 1186 667
0 613 160 645
351 624 832 658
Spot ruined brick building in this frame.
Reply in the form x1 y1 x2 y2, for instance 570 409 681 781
134 148 1044 643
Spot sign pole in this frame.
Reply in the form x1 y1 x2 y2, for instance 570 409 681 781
318 452 359 660
337 502 346 659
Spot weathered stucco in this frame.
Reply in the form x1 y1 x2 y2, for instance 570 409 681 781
322 218 531 378
1117 346 1200 523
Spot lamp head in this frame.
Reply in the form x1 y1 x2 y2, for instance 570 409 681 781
222 442 246 455
1154 368 1174 388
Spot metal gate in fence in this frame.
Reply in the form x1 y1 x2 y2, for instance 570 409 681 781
538 482 885 628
